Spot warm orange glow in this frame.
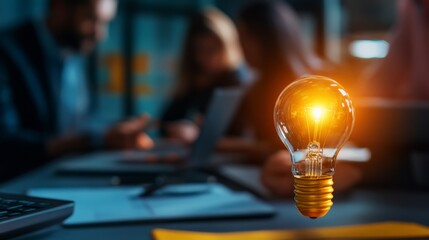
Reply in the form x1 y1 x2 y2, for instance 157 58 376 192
311 107 325 123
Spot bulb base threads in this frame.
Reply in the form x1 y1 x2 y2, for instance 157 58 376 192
294 175 334 219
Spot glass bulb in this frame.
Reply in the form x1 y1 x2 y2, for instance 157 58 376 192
274 75 355 218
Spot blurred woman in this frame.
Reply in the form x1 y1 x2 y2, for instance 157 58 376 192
236 0 361 197
161 7 245 144
236 0 325 150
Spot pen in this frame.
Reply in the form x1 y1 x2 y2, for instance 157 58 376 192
138 175 172 197
136 168 217 197
138 170 185 197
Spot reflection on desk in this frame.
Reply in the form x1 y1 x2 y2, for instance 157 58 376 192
1 157 429 240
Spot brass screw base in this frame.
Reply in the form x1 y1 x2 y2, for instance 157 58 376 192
294 175 334 219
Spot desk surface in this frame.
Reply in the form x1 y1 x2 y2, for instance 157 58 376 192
1 159 429 240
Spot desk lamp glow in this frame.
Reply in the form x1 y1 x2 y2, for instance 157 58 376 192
274 75 355 218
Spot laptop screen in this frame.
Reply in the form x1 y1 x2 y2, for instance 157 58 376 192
350 98 429 149
188 88 245 166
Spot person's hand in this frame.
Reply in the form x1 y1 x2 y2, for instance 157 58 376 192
261 150 294 197
332 161 362 192
261 150 363 198
104 115 154 150
165 120 199 145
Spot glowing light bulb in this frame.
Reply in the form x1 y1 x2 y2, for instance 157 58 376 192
274 75 355 219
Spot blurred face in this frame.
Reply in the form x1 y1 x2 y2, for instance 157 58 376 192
237 21 262 70
60 0 117 53
193 33 226 74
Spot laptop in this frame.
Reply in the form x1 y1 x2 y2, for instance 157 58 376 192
350 98 429 148
56 87 245 176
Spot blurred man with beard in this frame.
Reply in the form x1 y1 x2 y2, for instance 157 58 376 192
0 0 153 181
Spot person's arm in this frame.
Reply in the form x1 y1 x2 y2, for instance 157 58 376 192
103 115 154 150
359 0 411 98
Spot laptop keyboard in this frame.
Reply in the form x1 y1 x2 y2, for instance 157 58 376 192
0 193 73 238
0 197 52 221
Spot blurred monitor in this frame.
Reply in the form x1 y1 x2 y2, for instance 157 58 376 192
351 98 429 149
350 98 429 188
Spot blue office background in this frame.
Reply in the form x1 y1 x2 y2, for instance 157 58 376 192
0 0 325 126
0 0 247 122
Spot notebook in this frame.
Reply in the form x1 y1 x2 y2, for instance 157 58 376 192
28 183 275 226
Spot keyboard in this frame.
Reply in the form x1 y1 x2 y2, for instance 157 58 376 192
0 193 73 239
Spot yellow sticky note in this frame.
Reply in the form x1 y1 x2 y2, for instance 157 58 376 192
152 222 429 240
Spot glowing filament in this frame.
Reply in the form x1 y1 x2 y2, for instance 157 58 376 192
312 107 324 123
